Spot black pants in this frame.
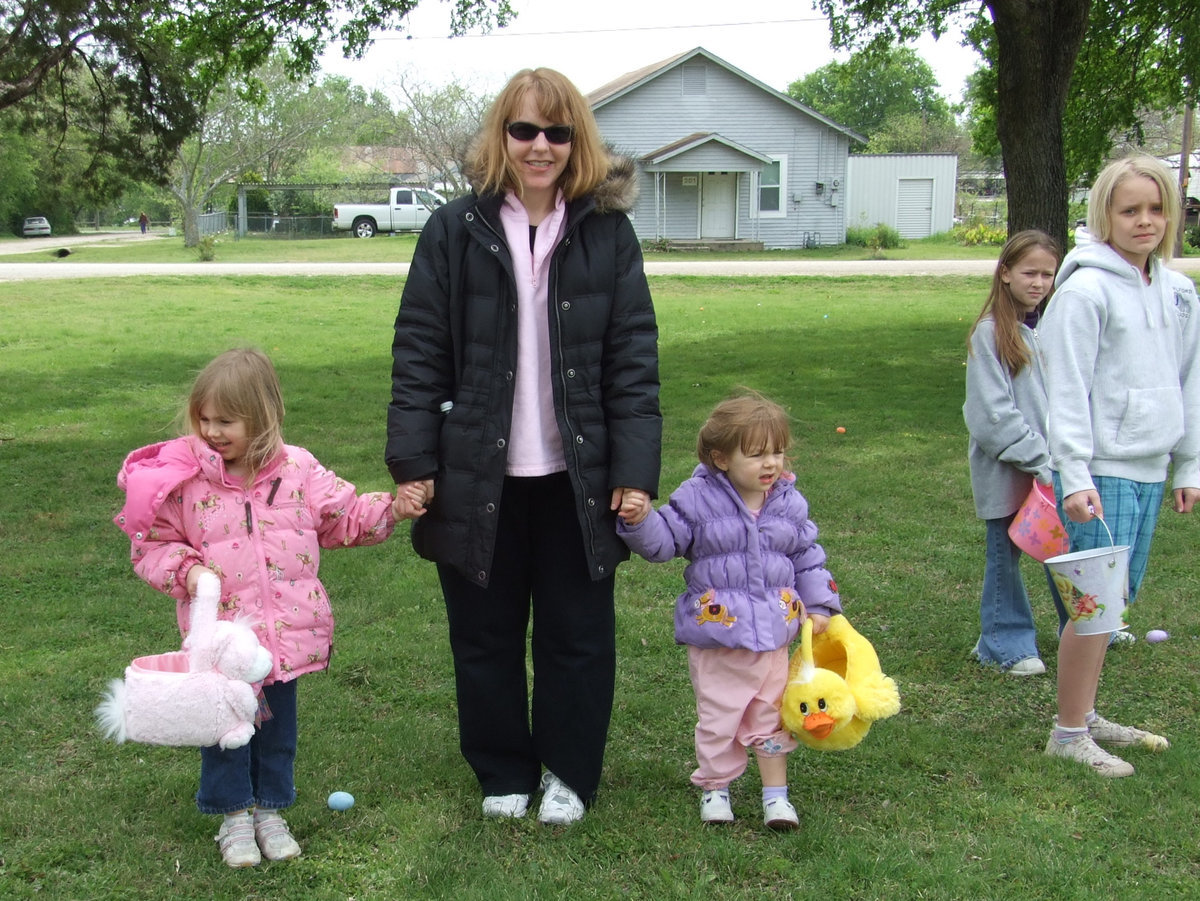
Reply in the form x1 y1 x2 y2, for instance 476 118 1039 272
438 473 616 805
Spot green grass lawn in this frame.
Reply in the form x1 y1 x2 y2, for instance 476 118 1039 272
1 274 1198 900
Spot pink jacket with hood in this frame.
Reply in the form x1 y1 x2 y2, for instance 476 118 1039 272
115 435 395 684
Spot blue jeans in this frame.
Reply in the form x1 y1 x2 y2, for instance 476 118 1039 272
974 515 1041 669
1047 474 1165 633
196 679 298 814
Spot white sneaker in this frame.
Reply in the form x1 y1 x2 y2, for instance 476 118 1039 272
538 772 585 826
763 797 799 830
482 793 530 818
1088 714 1169 751
1045 731 1134 777
1109 630 1136 646
253 809 301 861
216 811 260 868
700 790 734 824
1007 657 1046 676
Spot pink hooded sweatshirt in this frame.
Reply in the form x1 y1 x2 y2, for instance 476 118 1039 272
115 435 395 684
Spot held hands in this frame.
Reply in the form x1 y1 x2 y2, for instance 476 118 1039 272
612 486 651 526
393 480 434 521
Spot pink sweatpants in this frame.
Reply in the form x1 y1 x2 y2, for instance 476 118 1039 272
687 645 797 790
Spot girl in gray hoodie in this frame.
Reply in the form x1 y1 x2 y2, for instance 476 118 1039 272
964 230 1061 676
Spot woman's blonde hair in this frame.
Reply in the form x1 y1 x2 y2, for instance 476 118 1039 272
697 392 792 471
967 229 1061 376
185 347 285 480
1087 153 1181 262
467 67 609 201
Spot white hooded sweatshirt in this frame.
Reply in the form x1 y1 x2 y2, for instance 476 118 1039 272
1040 240 1200 497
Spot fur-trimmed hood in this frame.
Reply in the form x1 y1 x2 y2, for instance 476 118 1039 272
465 149 640 215
591 151 639 214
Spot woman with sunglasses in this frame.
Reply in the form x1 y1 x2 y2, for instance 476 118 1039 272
386 68 661 825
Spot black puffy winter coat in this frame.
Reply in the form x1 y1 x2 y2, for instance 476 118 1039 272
386 158 662 587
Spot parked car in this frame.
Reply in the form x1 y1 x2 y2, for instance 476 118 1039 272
22 216 51 237
332 186 446 238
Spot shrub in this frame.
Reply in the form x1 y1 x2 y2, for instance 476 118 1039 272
197 234 217 261
845 225 870 247
640 237 672 253
1186 225 1200 252
846 223 902 250
870 224 902 249
952 223 1007 246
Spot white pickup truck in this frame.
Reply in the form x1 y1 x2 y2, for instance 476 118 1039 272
332 186 447 238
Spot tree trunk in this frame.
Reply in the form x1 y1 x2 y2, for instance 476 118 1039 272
988 0 1091 251
182 207 201 247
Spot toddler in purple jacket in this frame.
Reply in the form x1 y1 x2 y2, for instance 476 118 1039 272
617 392 841 829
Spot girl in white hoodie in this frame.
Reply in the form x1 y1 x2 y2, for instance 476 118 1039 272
1039 154 1200 777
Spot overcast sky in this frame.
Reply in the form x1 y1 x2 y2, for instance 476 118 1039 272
319 0 981 103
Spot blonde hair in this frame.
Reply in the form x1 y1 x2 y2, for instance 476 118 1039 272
697 392 792 471
1087 153 1181 262
185 347 285 480
968 230 1061 376
467 67 609 201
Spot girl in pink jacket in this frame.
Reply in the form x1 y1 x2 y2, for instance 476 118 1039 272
114 348 401 868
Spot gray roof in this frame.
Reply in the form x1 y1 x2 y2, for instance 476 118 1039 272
640 132 774 171
587 46 865 144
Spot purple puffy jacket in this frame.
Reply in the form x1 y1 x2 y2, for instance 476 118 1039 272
618 464 841 652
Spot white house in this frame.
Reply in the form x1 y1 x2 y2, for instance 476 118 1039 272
588 48 864 249
845 154 959 238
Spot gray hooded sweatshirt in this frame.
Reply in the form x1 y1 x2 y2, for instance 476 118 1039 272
1039 240 1200 497
964 316 1051 520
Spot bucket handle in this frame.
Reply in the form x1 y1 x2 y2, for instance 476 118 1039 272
1088 504 1118 569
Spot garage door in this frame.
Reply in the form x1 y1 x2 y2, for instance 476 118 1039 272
896 178 934 238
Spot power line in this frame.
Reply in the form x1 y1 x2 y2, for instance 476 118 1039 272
366 17 828 43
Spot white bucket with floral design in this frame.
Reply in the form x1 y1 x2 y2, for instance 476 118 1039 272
1045 525 1130 636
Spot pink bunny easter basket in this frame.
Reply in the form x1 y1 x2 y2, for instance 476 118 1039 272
96 572 273 750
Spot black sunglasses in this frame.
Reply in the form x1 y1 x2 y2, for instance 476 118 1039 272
506 121 575 145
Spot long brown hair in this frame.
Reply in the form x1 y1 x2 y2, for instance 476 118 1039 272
467 67 609 201
184 347 285 481
967 230 1061 376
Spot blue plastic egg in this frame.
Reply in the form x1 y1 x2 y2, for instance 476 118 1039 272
327 791 355 811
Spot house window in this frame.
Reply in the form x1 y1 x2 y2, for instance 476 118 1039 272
755 156 786 219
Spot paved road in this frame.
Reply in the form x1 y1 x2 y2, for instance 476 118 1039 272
2 233 1199 281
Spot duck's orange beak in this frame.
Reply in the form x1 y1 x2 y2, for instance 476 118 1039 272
804 711 836 739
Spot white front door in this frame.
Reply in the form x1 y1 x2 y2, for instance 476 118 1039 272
700 173 737 238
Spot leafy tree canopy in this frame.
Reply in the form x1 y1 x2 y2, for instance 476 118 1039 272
788 45 955 146
962 0 1200 186
0 0 513 183
815 0 1200 246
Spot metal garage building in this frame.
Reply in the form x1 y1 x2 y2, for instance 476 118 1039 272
845 154 959 239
